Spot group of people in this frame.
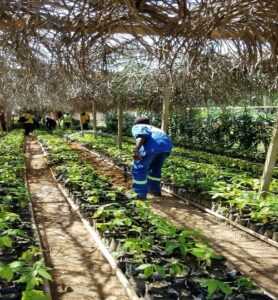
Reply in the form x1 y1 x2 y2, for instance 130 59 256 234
19 111 91 135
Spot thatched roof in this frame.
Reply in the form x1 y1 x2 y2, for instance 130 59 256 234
0 1 277 111
0 1 277 60
0 1 277 40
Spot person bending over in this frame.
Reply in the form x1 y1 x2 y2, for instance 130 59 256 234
132 117 172 199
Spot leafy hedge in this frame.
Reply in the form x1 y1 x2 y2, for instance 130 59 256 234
170 109 275 162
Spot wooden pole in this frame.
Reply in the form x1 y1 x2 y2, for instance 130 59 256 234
80 113 84 135
161 88 171 133
260 114 278 195
92 101 97 135
117 100 123 149
6 110 11 131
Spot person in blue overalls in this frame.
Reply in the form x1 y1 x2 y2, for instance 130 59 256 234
132 116 172 199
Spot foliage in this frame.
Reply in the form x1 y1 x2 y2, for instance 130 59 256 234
0 130 50 299
104 112 135 136
37 131 263 299
69 132 278 225
172 108 275 161
199 278 232 299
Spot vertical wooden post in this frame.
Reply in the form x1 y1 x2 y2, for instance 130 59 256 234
6 110 11 131
117 100 123 149
161 88 170 133
260 115 278 195
79 113 84 135
92 101 97 135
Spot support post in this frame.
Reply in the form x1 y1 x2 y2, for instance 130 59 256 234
79 113 84 135
5 110 11 131
117 100 123 149
92 101 97 135
161 88 170 133
260 115 278 195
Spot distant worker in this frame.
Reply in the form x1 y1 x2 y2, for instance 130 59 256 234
45 116 57 132
80 112 90 130
21 111 35 136
131 116 172 199
62 113 72 129
0 110 6 132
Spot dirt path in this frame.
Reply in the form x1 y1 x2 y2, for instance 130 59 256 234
71 143 278 299
25 139 129 300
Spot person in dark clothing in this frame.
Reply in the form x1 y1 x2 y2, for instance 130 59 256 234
45 116 57 132
0 111 6 132
21 112 35 136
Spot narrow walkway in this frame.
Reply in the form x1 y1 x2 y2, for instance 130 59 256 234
71 143 278 299
26 139 129 300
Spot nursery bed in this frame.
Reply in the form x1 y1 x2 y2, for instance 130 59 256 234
25 139 129 300
69 141 278 299
34 132 276 300
0 131 51 300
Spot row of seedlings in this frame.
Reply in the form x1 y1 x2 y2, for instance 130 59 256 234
66 132 278 178
38 131 272 300
172 147 278 179
0 131 51 300
66 132 278 242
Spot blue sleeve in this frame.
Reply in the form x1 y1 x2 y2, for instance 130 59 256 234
132 125 151 138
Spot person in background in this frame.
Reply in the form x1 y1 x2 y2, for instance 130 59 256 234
21 111 35 136
45 115 57 132
80 112 90 130
131 116 172 199
62 113 72 129
0 110 6 132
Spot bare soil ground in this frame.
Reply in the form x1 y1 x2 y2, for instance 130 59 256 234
71 143 278 299
25 139 129 300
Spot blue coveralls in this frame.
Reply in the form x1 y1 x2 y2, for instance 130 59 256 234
132 124 172 199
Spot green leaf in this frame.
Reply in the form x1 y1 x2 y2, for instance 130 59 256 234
20 247 40 262
0 264 14 281
191 246 206 258
22 290 50 300
219 281 232 295
200 279 232 298
155 265 166 278
9 260 24 271
165 240 179 255
37 268 52 281
144 266 154 278
136 263 152 271
0 235 13 248
207 279 218 296
169 261 186 276
236 276 254 289
4 229 25 237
